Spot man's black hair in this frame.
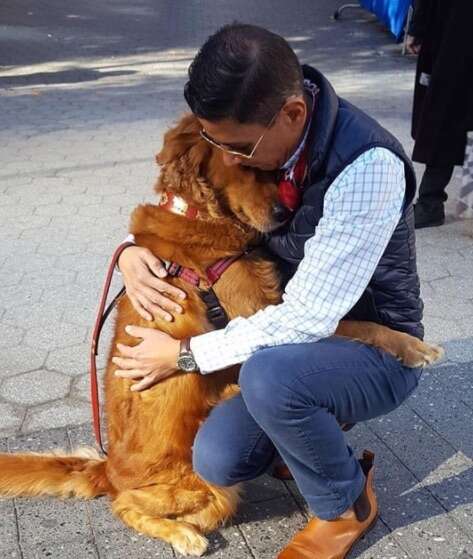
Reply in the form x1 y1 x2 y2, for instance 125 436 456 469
184 23 304 125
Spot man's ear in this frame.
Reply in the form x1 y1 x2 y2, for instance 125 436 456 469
282 97 307 126
156 113 203 165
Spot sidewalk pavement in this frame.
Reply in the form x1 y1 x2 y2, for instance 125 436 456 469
1 1 472 557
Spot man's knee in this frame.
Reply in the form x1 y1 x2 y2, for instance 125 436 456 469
239 348 294 422
192 426 247 486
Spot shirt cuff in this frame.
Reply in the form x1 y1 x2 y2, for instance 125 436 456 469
115 234 136 274
190 330 234 374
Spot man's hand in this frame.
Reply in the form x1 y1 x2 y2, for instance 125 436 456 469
112 325 181 391
118 246 186 322
405 34 422 55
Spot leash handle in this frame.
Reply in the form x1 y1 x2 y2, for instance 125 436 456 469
89 241 135 455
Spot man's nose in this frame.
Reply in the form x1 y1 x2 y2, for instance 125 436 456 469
221 152 241 167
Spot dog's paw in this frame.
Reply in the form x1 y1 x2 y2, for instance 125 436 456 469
171 525 208 557
399 339 445 368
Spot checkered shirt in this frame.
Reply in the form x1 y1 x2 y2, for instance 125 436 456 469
191 147 406 373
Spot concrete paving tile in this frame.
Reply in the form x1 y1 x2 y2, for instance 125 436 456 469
35 239 88 257
67 423 96 449
0 402 25 435
283 479 310 517
52 254 109 276
17 192 63 208
347 425 473 558
20 268 77 289
426 362 473 408
71 372 105 404
18 225 69 242
21 540 98 559
0 499 20 552
235 496 307 559
422 298 473 321
22 399 91 432
422 317 470 345
47 343 107 377
0 321 25 348
0 271 25 288
49 215 97 231
408 374 473 455
430 275 473 297
23 322 87 351
78 204 121 218
95 529 174 558
243 474 291 504
16 498 92 547
0 226 21 240
33 203 78 217
0 205 34 219
1 369 71 406
0 549 22 558
87 498 124 534
2 304 64 329
0 346 46 378
355 520 410 559
65 193 103 207
1 239 38 256
8 427 70 453
439 341 473 365
1 215 52 233
1 253 57 273
202 525 253 558
0 284 44 309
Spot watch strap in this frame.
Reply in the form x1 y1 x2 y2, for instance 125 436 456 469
180 337 191 354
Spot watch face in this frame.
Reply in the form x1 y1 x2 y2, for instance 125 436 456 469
178 354 196 372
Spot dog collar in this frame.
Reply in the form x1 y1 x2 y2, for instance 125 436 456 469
159 191 200 219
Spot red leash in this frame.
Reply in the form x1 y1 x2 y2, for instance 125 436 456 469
90 239 243 454
89 241 135 455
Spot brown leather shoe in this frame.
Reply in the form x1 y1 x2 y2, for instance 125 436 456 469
277 450 378 559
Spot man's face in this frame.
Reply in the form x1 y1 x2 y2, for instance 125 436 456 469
197 96 308 171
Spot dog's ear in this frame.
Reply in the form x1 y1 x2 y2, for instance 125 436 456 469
156 113 205 166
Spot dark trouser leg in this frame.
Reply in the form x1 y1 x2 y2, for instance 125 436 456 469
415 165 454 228
418 165 454 204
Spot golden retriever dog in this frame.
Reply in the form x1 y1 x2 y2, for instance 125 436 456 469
0 114 443 556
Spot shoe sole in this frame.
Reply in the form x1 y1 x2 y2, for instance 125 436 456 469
345 512 380 559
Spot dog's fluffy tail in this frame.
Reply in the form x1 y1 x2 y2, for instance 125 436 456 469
0 447 110 499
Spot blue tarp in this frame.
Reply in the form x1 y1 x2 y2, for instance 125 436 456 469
360 0 413 40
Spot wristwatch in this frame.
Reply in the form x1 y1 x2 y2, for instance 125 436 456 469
177 338 199 372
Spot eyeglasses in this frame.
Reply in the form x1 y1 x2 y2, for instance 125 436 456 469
199 109 280 160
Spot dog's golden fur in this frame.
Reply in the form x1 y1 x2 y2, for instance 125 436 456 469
0 114 443 556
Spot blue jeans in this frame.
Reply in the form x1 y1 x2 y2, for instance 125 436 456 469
192 336 422 520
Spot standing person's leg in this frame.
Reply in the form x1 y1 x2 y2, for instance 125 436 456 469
238 336 422 558
414 164 455 228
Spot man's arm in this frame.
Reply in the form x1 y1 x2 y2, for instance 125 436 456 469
190 147 406 373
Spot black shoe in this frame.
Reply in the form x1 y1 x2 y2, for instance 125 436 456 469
414 202 445 229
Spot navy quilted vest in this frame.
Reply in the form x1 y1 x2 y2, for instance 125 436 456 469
267 65 424 339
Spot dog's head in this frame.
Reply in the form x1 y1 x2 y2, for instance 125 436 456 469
156 113 289 233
